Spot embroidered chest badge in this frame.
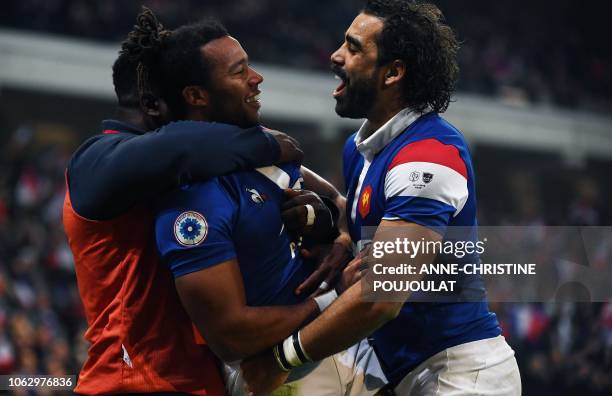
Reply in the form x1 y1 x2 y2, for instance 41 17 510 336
174 211 208 246
246 187 267 204
358 184 373 218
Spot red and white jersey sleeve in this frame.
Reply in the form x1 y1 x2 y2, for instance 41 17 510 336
383 138 469 228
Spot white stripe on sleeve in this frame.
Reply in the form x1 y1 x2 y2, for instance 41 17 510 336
256 166 291 189
384 161 468 216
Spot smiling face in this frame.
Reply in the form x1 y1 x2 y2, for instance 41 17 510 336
202 36 263 127
331 13 385 119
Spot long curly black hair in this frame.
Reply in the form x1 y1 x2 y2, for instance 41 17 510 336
363 0 459 113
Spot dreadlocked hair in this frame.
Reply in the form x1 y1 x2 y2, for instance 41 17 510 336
363 0 459 113
118 6 171 106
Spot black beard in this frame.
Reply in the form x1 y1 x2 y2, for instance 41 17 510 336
334 73 378 119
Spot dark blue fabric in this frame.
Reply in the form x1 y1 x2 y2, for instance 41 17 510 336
343 113 501 386
67 120 279 220
155 163 311 306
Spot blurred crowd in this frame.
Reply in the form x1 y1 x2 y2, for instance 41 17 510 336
0 122 611 394
494 301 612 395
0 0 610 112
0 126 85 394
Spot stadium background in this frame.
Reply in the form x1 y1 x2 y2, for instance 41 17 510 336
0 0 610 394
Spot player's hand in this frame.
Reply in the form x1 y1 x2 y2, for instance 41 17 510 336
338 247 369 294
281 189 333 239
263 128 304 164
295 234 353 297
241 349 289 396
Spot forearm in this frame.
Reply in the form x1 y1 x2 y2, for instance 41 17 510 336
328 186 348 238
301 166 341 201
294 221 440 361
334 195 350 245
300 282 398 360
202 299 319 361
115 122 278 187
70 122 278 219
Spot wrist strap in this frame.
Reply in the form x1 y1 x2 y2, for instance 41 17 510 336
282 335 301 367
275 331 313 371
305 204 316 226
273 344 291 372
313 289 338 312
292 333 309 364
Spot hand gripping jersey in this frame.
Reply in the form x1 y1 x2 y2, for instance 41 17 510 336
64 120 278 395
343 109 501 386
155 163 310 306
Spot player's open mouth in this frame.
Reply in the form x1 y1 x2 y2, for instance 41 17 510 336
245 93 261 107
333 73 348 98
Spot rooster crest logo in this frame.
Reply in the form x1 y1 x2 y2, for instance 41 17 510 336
358 184 373 218
246 188 266 204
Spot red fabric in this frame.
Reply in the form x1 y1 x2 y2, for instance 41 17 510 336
388 138 468 178
359 184 373 219
63 178 226 395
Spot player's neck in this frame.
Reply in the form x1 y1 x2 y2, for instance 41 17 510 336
185 107 210 123
365 100 406 136
116 107 152 131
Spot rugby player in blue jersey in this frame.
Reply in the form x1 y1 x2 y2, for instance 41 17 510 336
242 1 521 395
122 10 388 396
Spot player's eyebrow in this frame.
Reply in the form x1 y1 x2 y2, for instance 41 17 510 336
345 34 363 51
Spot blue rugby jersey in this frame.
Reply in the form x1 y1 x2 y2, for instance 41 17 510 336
343 109 501 386
155 163 312 306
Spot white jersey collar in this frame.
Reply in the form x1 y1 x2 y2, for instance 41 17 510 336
354 108 425 161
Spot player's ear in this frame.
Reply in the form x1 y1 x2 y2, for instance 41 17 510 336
140 93 163 117
182 86 209 107
383 60 406 87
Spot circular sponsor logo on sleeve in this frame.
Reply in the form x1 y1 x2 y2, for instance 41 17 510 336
174 211 208 246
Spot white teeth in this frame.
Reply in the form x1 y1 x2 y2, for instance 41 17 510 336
246 94 260 103
335 75 341 80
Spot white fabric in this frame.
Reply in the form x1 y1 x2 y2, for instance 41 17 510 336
292 176 304 190
305 204 316 226
384 161 468 216
256 166 291 189
393 335 521 396
314 289 339 312
283 335 303 367
224 362 246 396
350 157 372 223
355 108 424 161
225 339 387 396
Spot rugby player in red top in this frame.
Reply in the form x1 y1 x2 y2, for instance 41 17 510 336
63 9 306 395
